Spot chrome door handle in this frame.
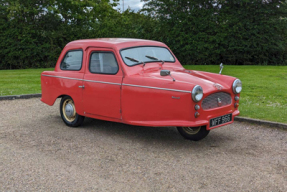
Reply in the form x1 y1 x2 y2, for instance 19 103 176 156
79 85 85 89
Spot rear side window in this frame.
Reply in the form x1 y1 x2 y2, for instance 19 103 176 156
89 52 119 74
60 50 83 71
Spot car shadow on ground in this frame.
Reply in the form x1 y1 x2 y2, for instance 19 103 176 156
75 117 235 148
34 114 239 153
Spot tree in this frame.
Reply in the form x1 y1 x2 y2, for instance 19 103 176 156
0 0 120 69
142 0 287 65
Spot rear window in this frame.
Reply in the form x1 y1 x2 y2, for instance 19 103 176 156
60 50 83 71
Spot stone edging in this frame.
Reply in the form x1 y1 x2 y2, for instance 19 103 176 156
235 116 287 130
0 93 286 130
0 93 42 101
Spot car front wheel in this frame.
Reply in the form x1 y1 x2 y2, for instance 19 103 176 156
177 126 209 141
60 96 85 127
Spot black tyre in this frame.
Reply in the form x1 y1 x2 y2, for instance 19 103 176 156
60 96 85 127
177 126 210 141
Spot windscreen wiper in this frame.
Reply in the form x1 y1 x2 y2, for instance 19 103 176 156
145 55 165 68
125 56 146 69
125 56 139 63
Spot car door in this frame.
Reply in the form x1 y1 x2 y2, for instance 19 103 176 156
83 48 123 120
54 49 85 115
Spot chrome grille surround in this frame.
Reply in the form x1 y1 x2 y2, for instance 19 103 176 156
202 92 232 110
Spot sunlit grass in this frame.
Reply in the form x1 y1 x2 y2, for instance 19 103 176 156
0 68 54 96
0 66 286 123
184 65 287 124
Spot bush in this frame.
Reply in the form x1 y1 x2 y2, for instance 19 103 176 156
0 0 286 69
143 0 287 65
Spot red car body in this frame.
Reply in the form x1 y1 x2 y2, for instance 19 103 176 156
41 38 241 140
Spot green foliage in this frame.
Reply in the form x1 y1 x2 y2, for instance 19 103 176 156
92 9 157 39
0 0 286 69
0 0 121 69
143 0 287 65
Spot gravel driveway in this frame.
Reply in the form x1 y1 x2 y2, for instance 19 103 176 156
0 98 286 191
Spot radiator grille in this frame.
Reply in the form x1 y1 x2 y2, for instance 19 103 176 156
202 92 232 110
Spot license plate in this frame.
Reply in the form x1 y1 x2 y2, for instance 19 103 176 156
210 114 232 128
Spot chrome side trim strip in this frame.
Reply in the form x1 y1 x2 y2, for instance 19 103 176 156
122 83 191 93
84 79 121 85
42 74 80 81
42 74 121 85
42 74 191 93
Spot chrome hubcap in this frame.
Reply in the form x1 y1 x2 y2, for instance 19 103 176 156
62 99 76 122
65 104 74 118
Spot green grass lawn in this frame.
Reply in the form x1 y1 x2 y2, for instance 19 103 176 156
184 65 287 124
0 66 286 124
0 68 54 96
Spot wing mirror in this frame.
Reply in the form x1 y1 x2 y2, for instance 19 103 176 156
160 70 175 82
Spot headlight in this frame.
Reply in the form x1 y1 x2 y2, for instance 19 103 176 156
192 85 203 102
232 79 242 94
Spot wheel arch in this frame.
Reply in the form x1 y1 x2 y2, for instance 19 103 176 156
59 94 84 116
59 95 85 127
41 93 73 106
57 94 68 99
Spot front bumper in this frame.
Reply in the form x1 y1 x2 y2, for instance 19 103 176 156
126 109 240 129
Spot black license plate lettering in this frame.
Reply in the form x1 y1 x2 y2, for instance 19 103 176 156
222 115 230 124
210 114 232 128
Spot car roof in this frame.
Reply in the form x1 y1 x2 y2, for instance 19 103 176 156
65 38 167 50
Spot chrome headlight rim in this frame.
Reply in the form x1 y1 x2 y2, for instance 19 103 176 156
232 79 242 94
192 85 203 102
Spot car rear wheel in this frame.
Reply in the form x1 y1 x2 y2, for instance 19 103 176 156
60 96 85 127
177 126 209 141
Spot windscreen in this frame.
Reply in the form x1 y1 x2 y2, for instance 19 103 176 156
120 46 175 66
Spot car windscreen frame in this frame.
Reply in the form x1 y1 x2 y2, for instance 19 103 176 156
120 46 176 67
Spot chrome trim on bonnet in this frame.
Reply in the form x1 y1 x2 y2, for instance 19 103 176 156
42 74 191 93
122 83 191 93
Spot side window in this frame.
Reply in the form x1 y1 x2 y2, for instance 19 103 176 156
89 52 119 75
60 50 83 71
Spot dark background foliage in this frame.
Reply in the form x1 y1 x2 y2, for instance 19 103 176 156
0 0 286 69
